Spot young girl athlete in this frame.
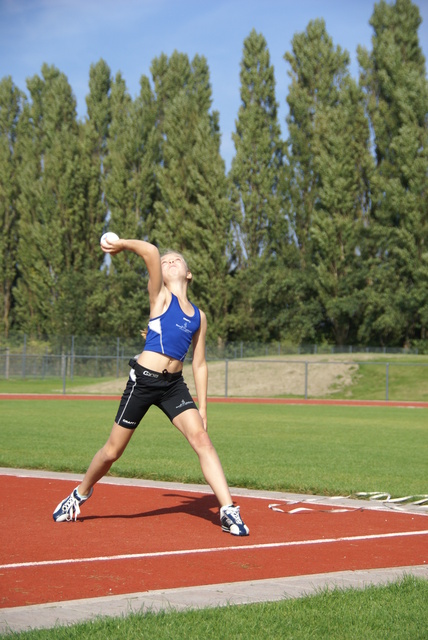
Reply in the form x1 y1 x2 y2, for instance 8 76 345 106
53 237 249 536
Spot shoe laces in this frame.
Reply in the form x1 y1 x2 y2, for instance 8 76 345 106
61 492 81 522
224 505 243 524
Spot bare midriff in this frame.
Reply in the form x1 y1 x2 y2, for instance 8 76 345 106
137 350 184 374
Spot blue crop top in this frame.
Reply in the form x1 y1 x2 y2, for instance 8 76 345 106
144 293 201 362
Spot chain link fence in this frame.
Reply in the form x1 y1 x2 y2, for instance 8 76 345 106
0 333 426 401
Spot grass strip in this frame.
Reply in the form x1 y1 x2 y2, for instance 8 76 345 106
3 576 427 639
0 402 427 498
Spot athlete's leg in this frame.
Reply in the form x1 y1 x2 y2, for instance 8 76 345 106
172 409 233 507
77 422 135 496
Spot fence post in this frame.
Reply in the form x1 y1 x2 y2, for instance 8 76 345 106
225 359 229 398
304 361 308 399
116 337 120 377
42 347 48 378
70 335 75 381
5 347 9 379
22 333 27 378
385 362 389 401
62 354 67 395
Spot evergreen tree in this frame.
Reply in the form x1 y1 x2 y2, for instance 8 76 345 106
283 19 354 343
86 58 111 149
14 64 103 336
0 77 25 336
231 29 283 263
139 50 217 231
143 52 232 341
229 30 285 341
358 0 428 346
100 71 154 337
310 77 374 344
285 19 350 262
14 65 77 335
78 59 116 335
105 72 152 239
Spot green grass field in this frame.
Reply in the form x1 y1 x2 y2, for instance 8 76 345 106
1 401 427 498
1 399 427 639
328 356 428 402
0 376 114 395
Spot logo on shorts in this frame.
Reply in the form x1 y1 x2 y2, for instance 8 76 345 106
143 370 159 378
122 419 137 426
176 399 194 409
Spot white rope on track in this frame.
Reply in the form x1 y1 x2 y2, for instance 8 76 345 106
354 492 428 513
269 493 428 515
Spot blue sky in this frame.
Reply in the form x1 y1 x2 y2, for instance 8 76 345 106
1 0 427 169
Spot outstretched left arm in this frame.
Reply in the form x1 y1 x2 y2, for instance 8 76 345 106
192 311 208 430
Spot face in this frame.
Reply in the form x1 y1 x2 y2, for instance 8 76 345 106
161 253 191 282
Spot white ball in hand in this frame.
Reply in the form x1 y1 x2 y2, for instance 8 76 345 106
100 232 119 248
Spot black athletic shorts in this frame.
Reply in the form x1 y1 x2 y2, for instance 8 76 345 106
114 359 197 429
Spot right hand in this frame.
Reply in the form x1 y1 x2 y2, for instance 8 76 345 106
100 237 124 255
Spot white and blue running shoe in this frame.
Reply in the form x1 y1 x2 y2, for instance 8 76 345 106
220 504 249 536
53 487 93 522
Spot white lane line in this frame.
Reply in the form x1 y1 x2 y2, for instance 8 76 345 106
2 529 428 571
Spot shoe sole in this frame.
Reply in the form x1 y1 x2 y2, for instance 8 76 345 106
221 524 250 536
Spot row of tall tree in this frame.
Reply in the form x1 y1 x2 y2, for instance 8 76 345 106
0 0 427 348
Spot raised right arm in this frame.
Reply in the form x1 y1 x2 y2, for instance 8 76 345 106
101 238 166 311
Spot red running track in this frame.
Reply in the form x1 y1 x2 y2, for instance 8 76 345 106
1 474 427 608
1 394 428 408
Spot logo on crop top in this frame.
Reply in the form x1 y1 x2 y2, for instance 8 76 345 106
176 317 192 334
